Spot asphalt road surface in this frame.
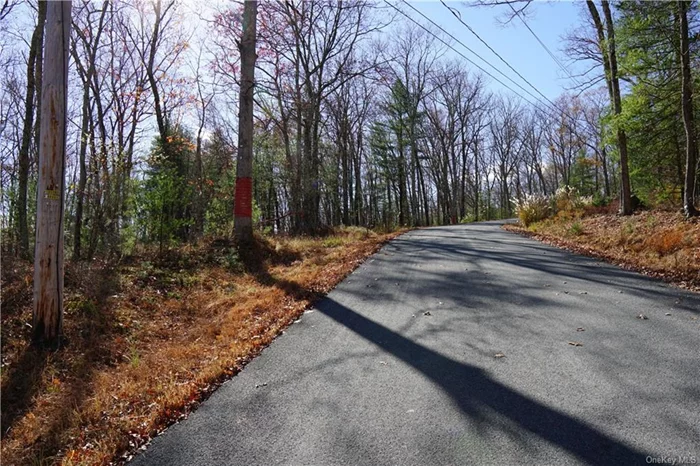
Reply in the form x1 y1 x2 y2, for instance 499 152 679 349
131 222 700 466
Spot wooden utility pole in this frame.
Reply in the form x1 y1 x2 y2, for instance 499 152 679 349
33 0 72 348
234 0 257 243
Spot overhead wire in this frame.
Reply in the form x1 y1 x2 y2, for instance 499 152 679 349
435 0 584 123
505 2 582 87
385 0 582 124
382 0 542 109
396 0 583 122
439 0 559 110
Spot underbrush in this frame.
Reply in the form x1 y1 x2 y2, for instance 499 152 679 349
513 186 598 227
505 210 700 291
1 227 401 465
513 194 550 227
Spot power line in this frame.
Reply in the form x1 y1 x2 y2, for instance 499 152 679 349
386 0 583 124
439 0 559 111
432 0 582 122
383 0 541 108
505 2 582 87
387 0 551 112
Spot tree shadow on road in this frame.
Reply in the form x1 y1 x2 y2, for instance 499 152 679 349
315 296 652 465
237 226 668 464
390 233 700 314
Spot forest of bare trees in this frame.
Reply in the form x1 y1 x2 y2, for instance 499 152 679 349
1 0 698 259
0 2 699 460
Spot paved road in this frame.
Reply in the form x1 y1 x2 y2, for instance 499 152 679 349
131 222 700 466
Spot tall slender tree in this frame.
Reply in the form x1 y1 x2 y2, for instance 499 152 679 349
33 0 71 348
586 0 632 215
70 0 108 259
678 0 698 217
234 0 257 243
16 1 46 258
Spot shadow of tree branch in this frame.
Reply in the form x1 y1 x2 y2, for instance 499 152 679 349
315 296 652 464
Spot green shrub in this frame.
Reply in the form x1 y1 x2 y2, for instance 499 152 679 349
129 346 141 369
322 237 344 248
622 221 635 236
569 222 584 236
223 250 243 273
592 194 611 207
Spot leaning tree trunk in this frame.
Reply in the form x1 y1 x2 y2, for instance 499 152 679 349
234 0 257 243
33 1 71 348
679 0 698 217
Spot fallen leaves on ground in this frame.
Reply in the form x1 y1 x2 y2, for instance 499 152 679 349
1 227 405 465
503 210 700 293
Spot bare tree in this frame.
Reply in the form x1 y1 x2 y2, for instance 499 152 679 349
678 0 698 217
580 88 611 197
545 95 585 189
520 108 549 195
585 0 632 214
0 0 19 21
70 0 108 259
16 1 46 258
386 24 444 226
190 44 220 237
33 0 71 348
490 96 523 217
234 0 257 243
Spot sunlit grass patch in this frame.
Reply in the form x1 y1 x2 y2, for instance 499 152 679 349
1 228 405 465
504 210 700 292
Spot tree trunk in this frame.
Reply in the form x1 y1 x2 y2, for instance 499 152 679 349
17 1 46 259
194 122 205 236
353 131 363 225
73 79 89 259
474 139 480 222
679 0 698 216
234 0 257 243
147 0 167 141
71 2 107 259
397 134 407 226
33 1 71 348
590 0 632 214
418 160 430 226
33 0 46 174
601 144 611 197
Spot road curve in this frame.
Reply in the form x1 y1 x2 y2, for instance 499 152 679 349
131 222 700 466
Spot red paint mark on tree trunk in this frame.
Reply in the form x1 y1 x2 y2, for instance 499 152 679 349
234 177 253 217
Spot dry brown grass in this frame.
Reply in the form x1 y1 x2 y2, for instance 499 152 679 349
504 210 700 292
1 227 404 465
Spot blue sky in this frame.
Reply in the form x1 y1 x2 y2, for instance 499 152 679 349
393 0 589 102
